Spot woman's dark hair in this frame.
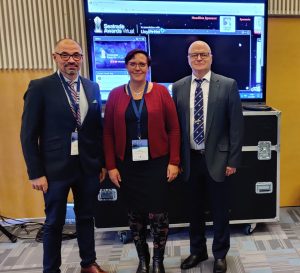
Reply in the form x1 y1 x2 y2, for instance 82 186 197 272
124 49 151 66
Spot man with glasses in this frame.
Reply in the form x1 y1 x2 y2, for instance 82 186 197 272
172 41 244 273
20 38 107 273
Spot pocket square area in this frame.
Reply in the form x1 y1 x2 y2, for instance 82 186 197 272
92 100 98 103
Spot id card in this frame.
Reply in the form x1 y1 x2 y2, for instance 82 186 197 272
132 139 149 161
71 131 79 155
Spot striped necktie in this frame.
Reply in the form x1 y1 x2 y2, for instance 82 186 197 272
194 79 204 145
68 81 81 127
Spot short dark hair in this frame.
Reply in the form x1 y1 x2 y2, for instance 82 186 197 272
125 49 151 66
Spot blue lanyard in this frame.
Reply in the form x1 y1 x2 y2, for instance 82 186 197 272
59 73 81 114
127 81 148 139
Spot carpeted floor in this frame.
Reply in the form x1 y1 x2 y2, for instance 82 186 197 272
1 207 300 273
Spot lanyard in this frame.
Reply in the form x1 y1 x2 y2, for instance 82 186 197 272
127 81 148 139
59 73 81 115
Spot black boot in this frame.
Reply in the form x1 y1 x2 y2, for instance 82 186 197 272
128 211 150 273
149 212 169 273
152 248 165 273
136 241 150 273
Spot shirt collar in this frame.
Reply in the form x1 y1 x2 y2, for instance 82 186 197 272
191 70 211 83
57 70 79 83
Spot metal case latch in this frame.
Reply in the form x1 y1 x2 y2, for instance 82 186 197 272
257 141 271 160
98 188 117 201
255 182 273 194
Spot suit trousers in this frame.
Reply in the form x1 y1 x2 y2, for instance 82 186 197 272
188 151 230 259
42 159 100 273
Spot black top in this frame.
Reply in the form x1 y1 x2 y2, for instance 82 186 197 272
118 99 169 213
125 99 149 160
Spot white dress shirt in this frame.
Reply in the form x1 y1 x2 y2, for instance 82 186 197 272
58 71 88 124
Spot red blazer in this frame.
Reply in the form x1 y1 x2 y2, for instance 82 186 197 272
104 83 180 170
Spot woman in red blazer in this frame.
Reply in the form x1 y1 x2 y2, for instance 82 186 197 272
104 49 180 273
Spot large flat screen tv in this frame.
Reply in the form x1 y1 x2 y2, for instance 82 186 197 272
84 0 268 103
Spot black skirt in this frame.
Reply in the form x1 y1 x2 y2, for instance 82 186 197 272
117 155 169 213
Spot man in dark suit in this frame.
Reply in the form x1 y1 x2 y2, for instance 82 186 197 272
20 38 107 273
172 41 244 273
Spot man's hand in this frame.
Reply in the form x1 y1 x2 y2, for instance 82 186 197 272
167 164 179 182
99 168 107 182
225 166 236 176
30 176 48 193
108 168 122 188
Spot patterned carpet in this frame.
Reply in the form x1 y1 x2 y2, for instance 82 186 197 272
1 207 300 273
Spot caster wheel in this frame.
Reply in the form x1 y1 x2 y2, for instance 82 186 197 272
118 231 132 244
244 223 256 235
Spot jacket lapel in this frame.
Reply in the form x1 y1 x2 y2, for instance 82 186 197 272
181 76 192 139
80 77 94 127
50 73 76 123
206 72 219 137
80 76 93 106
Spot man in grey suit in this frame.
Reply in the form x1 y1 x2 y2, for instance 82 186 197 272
20 38 107 273
172 41 244 273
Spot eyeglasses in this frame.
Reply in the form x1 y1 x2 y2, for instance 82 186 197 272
55 52 83 61
188 52 211 59
128 62 147 68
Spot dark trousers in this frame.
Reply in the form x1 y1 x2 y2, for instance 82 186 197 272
188 152 230 259
43 170 100 273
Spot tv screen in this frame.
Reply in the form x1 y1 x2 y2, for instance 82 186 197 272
84 0 268 103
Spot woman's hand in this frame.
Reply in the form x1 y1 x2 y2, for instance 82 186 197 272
99 168 107 182
108 168 122 188
167 164 179 182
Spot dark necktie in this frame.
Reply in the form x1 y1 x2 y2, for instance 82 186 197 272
68 81 81 127
194 79 204 145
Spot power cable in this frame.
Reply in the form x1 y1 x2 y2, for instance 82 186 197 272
0 215 77 242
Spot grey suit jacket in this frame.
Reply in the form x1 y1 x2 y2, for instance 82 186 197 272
172 72 244 182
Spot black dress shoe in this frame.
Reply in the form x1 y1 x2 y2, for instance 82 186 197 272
213 258 227 273
180 253 208 270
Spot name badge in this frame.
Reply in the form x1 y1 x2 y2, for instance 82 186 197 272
132 139 149 161
71 131 79 155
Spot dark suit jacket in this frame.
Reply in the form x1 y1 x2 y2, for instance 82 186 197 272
20 72 104 182
172 72 244 182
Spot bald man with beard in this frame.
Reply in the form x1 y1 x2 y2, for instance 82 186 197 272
21 38 107 273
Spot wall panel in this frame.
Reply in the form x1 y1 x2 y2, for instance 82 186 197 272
0 0 88 76
269 0 300 16
0 70 51 218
